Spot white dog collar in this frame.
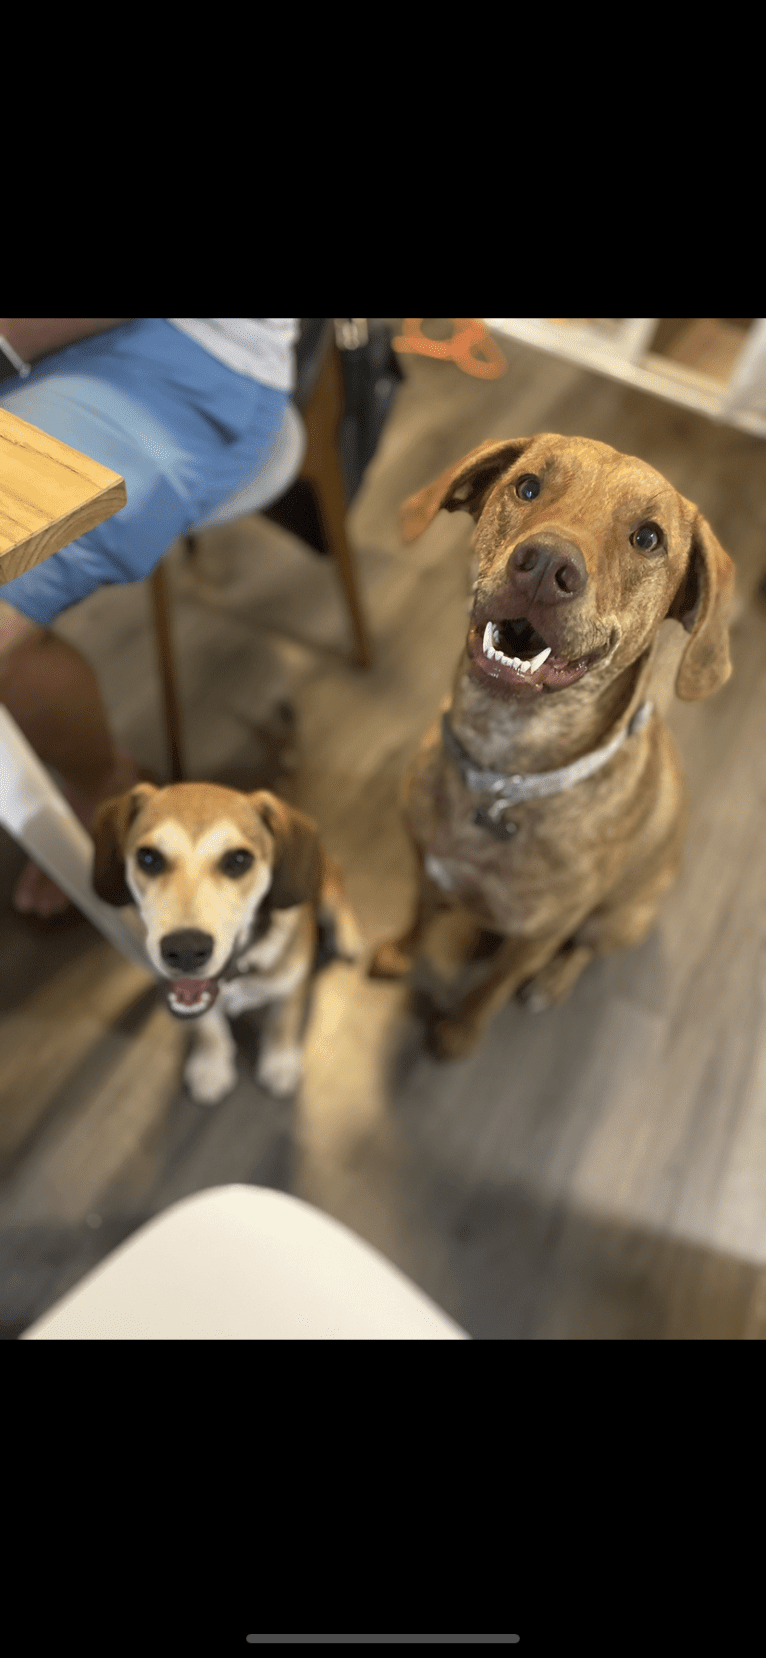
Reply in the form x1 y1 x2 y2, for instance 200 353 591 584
441 701 653 837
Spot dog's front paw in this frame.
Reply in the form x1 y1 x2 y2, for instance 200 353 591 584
517 943 594 1012
256 1044 303 1100
426 1014 479 1061
184 1048 238 1105
516 981 553 1014
368 940 413 980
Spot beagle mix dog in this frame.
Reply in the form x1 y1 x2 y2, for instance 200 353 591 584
92 783 361 1103
369 433 735 1060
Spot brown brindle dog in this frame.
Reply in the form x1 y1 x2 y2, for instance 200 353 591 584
369 434 735 1059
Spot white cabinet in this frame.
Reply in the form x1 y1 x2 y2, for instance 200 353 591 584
485 319 766 435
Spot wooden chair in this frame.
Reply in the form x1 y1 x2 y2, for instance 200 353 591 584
149 320 372 783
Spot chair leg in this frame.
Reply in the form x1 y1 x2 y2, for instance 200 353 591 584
312 474 373 668
300 337 373 668
150 561 185 782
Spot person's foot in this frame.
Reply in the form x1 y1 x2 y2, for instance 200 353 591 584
13 748 143 917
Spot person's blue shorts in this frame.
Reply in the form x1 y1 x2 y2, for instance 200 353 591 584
0 318 288 626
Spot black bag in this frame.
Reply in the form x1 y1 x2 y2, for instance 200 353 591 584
334 318 404 503
260 318 403 556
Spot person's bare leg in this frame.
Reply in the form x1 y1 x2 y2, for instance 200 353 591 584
0 627 141 914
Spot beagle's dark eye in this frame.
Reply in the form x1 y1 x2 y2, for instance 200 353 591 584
220 849 254 878
632 521 664 554
516 474 541 501
136 847 166 875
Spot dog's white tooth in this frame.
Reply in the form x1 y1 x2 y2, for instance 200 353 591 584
492 623 502 649
483 621 494 654
517 659 532 674
529 645 552 672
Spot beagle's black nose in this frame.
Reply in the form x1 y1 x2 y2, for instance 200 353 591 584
160 929 215 972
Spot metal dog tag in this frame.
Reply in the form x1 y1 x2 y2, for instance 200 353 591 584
473 805 518 840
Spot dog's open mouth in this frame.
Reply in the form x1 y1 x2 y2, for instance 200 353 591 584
163 977 219 1018
468 615 603 693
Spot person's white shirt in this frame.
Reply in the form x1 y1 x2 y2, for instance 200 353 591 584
167 318 298 392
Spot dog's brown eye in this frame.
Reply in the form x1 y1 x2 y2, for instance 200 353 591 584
632 521 664 553
221 849 254 877
516 474 541 501
136 847 165 875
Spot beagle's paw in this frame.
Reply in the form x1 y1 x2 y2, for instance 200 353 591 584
256 1044 303 1100
367 940 414 980
333 907 364 963
184 1047 238 1105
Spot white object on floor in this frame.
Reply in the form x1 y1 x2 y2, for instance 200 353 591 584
21 1184 470 1340
0 704 150 969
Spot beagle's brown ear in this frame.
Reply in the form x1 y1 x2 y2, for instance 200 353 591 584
667 511 736 700
252 791 324 910
91 783 158 906
399 437 533 543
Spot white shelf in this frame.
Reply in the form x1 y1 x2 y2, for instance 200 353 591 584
485 318 766 439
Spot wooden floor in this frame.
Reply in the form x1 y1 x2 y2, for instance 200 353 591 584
3 321 766 1339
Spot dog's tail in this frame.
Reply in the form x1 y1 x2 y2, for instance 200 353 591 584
315 855 363 972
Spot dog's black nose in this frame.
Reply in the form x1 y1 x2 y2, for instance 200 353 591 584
160 929 215 972
509 536 587 602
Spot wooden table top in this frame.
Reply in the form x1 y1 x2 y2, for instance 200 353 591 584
0 407 127 586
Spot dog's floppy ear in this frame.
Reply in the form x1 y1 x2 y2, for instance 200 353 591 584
91 783 158 906
399 437 533 543
252 790 323 910
667 510 736 700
